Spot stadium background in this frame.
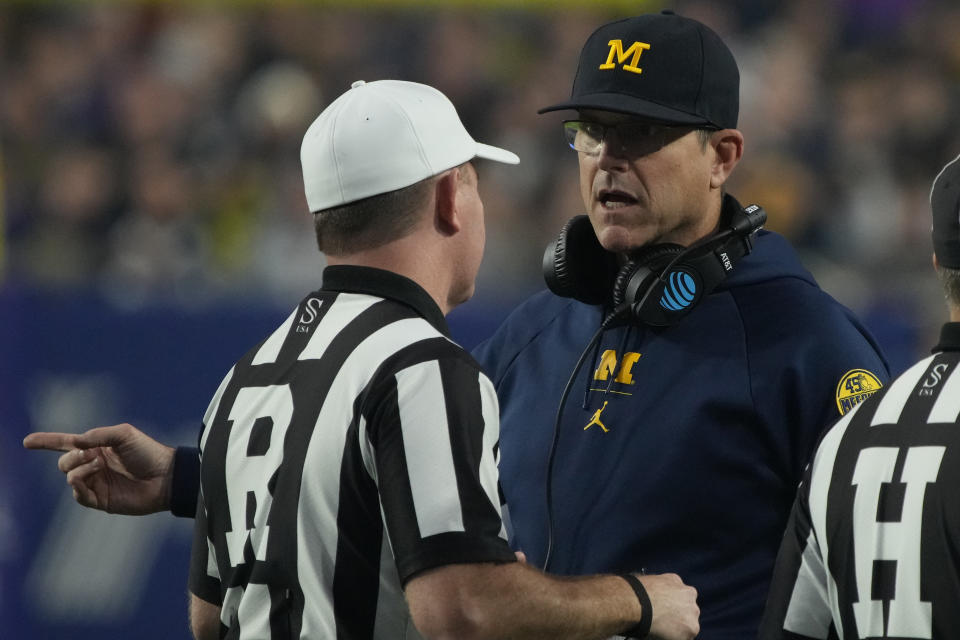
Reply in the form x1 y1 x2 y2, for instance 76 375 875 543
3 0 960 636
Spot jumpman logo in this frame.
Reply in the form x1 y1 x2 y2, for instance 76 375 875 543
584 401 610 432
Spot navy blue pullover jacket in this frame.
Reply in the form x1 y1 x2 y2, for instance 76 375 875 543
472 230 890 639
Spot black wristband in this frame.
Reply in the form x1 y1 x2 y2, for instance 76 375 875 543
170 446 200 518
619 573 652 639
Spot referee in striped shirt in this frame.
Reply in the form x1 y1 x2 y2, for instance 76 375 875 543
179 80 699 640
759 154 960 639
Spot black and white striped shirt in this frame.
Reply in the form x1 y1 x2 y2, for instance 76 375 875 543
760 323 960 639
188 266 516 639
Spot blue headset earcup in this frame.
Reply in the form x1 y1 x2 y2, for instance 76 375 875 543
612 244 685 308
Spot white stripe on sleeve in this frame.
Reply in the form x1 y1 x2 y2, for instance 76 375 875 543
783 530 833 639
477 373 507 541
396 360 465 538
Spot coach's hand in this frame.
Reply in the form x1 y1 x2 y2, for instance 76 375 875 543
641 573 700 640
23 423 176 515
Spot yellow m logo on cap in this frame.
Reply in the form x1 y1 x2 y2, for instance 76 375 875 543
600 39 651 75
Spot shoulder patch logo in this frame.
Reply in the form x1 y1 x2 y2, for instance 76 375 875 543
836 369 883 415
296 297 323 333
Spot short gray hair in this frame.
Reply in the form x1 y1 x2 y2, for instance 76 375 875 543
937 264 960 309
695 128 713 150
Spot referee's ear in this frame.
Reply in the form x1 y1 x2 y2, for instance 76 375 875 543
433 168 462 237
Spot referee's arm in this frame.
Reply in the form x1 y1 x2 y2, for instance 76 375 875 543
189 595 219 640
758 470 833 640
406 561 693 640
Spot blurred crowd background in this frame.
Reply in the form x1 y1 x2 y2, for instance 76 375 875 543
4 0 960 365
5 1 960 637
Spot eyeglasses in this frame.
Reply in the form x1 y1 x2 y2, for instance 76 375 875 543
562 119 701 156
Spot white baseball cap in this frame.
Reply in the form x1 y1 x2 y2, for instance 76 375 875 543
301 79 520 212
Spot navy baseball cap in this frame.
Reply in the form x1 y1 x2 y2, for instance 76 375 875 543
539 10 739 130
930 153 960 268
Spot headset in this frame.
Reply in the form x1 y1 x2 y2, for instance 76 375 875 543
543 194 767 327
538 194 766 570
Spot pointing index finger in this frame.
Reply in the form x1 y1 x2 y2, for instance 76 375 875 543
23 432 80 452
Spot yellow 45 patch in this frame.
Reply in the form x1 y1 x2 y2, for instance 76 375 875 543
836 369 883 415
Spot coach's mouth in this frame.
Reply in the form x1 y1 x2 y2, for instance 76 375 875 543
598 189 638 209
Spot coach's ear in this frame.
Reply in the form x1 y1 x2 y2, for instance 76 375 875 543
433 168 462 236
709 129 744 189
